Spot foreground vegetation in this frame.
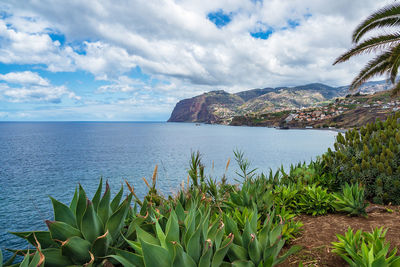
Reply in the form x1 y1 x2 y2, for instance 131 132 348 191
2 112 400 266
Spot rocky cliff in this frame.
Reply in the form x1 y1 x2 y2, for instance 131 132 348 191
167 90 243 123
168 80 392 123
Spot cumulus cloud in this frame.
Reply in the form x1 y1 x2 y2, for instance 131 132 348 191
0 72 80 103
0 71 49 86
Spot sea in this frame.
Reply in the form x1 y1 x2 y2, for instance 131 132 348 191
0 122 337 258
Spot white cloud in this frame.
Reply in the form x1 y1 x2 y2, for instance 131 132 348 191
0 71 80 103
0 84 80 103
0 71 49 86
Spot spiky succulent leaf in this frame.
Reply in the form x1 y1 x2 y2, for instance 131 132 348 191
50 197 77 228
110 185 124 212
105 194 132 242
81 200 104 243
75 184 88 230
46 220 82 241
97 182 111 226
10 231 56 249
211 234 234 267
60 236 92 265
110 248 144 267
140 238 171 267
92 178 103 211
41 248 74 267
172 242 196 267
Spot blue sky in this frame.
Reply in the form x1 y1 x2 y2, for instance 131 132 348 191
0 0 391 121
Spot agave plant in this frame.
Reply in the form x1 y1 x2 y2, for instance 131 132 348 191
7 179 132 266
223 208 302 266
332 183 369 217
297 184 333 216
332 227 400 267
109 202 234 267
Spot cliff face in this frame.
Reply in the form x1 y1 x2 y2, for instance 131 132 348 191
168 80 392 123
167 90 244 123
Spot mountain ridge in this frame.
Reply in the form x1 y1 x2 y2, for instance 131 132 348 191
168 80 392 123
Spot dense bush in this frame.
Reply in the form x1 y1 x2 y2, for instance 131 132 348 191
323 112 400 204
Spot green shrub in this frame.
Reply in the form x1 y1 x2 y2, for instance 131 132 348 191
323 112 400 204
332 183 369 217
297 185 333 216
332 227 400 267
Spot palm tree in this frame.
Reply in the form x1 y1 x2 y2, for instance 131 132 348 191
334 3 400 96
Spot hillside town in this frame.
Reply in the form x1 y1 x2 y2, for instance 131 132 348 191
284 95 400 126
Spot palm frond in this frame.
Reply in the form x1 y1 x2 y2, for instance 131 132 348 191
353 3 400 43
349 52 393 91
334 33 400 65
388 44 400 83
390 80 400 97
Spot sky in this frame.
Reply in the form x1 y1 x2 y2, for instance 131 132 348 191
0 0 393 121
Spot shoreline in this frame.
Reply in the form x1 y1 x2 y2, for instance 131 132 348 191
184 121 348 133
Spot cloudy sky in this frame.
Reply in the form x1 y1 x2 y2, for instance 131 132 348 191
0 0 393 121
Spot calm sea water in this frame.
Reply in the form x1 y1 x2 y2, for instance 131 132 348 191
0 122 337 257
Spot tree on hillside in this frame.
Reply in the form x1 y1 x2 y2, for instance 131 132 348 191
334 3 400 96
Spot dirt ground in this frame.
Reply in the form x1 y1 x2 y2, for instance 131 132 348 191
279 205 400 267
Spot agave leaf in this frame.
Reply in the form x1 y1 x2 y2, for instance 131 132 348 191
250 208 258 233
242 221 252 251
248 235 261 266
172 242 196 267
81 200 104 243
91 230 110 258
92 178 103 211
223 214 242 246
140 238 171 267
155 220 167 249
97 182 111 225
19 251 30 267
227 243 248 262
126 215 146 239
207 221 219 241
110 185 124 212
41 248 74 267
106 194 132 242
10 231 56 249
198 240 213 267
111 248 144 267
122 235 143 255
268 225 282 244
211 234 234 267
46 220 82 241
28 250 44 267
187 224 202 263
175 201 185 222
75 184 88 230
135 226 160 246
50 197 77 228
69 187 79 217
60 236 91 265
184 209 196 246
165 210 179 243
215 224 225 251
